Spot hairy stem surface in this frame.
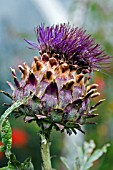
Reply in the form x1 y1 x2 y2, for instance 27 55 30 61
40 133 52 170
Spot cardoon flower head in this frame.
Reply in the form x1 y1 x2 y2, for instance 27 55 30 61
25 23 110 73
2 23 111 135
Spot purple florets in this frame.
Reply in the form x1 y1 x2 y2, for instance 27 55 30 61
25 23 111 72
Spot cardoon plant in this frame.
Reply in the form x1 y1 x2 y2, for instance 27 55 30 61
0 23 111 170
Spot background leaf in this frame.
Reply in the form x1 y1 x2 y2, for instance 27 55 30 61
60 156 71 170
74 140 110 170
83 144 110 170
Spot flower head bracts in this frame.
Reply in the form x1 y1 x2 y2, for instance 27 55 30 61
1 23 110 135
2 54 105 135
25 23 111 73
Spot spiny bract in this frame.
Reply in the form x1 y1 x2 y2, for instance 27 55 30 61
4 53 104 135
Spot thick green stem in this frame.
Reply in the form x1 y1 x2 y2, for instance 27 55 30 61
40 133 52 170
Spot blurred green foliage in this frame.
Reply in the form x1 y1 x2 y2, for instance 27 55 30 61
70 0 113 169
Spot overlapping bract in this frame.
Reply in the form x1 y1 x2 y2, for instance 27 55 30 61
4 53 104 135
25 23 110 73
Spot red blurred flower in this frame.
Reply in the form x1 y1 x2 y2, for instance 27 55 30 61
12 128 28 148
0 141 4 160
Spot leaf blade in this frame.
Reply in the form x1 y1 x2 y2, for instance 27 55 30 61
1 120 12 158
60 156 71 170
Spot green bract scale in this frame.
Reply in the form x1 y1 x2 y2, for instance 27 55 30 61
3 53 104 135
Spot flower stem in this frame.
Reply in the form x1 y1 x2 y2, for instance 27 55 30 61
40 133 52 170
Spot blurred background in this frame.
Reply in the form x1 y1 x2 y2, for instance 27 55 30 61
0 0 113 169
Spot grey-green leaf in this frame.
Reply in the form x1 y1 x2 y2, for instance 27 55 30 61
60 156 71 170
74 143 84 166
83 144 110 170
74 140 110 170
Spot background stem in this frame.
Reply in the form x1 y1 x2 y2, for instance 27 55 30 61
40 133 52 170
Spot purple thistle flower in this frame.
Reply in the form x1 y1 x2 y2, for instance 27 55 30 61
25 23 111 72
1 23 111 135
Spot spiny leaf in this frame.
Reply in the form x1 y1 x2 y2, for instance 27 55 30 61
0 94 34 130
1 120 12 158
22 157 34 170
0 166 15 170
0 154 34 170
8 153 22 168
